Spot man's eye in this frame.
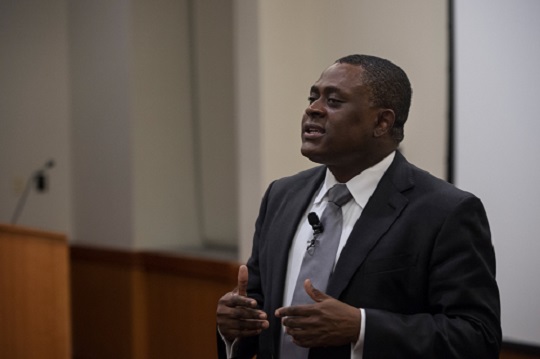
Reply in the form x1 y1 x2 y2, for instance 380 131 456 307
308 96 317 104
328 98 342 105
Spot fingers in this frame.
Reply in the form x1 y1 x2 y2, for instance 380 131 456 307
216 265 269 341
277 311 319 348
217 290 269 341
275 279 330 318
219 291 258 309
275 303 312 318
237 264 248 296
217 301 268 323
218 314 269 341
217 300 268 340
277 293 362 348
304 279 329 302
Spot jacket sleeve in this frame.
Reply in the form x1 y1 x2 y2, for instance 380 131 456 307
216 182 276 359
363 196 501 358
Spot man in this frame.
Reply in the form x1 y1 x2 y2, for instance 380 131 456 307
216 54 501 358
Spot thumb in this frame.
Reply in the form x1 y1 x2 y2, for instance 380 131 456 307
237 265 248 296
304 279 330 303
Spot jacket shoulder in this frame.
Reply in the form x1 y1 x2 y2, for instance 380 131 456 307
266 166 325 195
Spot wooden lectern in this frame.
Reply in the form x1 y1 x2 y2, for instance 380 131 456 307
0 224 71 359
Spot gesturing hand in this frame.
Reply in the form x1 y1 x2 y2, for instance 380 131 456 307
275 279 361 348
216 265 269 342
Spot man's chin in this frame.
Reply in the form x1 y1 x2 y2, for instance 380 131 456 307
300 148 325 165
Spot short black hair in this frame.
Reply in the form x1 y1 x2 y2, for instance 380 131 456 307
335 54 412 142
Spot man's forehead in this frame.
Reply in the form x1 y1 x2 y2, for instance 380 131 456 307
312 63 366 90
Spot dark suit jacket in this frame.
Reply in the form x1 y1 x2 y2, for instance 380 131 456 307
220 152 501 359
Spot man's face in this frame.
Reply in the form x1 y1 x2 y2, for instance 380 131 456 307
301 63 381 168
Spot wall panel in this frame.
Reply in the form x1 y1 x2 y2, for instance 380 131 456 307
70 246 238 359
0 224 71 359
70 244 540 358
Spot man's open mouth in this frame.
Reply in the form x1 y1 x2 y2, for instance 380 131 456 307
304 124 325 135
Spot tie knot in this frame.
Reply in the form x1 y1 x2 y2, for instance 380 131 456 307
327 184 352 207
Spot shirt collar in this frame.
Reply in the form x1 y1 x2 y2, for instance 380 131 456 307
314 151 396 209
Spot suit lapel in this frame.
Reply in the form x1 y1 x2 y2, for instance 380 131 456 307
268 167 326 275
266 167 326 346
326 152 414 298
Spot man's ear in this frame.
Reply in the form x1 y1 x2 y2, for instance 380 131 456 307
373 109 395 137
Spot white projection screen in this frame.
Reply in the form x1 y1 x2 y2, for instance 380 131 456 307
454 0 540 346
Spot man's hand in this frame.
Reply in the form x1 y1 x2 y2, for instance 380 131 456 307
275 279 361 348
216 265 269 342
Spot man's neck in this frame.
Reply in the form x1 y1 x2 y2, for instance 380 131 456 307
328 149 396 183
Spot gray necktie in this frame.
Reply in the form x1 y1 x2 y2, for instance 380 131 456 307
280 183 353 359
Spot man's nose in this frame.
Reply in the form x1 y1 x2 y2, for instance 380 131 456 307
305 99 325 117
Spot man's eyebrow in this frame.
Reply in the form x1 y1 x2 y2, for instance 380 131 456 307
309 85 343 95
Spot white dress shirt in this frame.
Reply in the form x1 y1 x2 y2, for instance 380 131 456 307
282 151 395 358
224 152 395 358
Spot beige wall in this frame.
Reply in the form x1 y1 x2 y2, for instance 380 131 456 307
69 0 203 249
236 0 448 260
256 0 447 184
131 0 201 248
0 0 72 233
1 0 447 259
192 0 238 247
69 0 137 248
